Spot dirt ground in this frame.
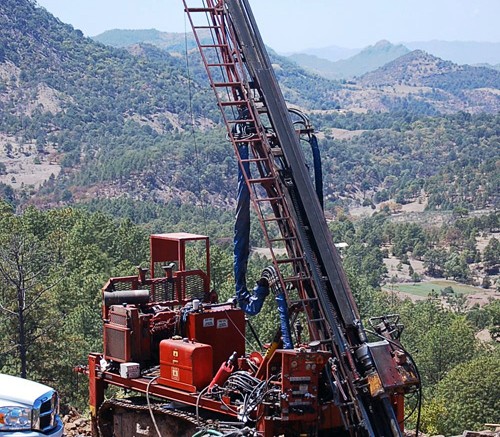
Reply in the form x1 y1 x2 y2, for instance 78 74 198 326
0 134 61 189
348 192 428 218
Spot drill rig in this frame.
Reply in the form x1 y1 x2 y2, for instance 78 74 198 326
83 1 420 436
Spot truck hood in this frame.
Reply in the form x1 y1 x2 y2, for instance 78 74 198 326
0 374 54 406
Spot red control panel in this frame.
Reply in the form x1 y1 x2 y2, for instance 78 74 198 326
272 349 330 422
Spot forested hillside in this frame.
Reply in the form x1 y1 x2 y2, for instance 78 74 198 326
1 0 499 217
0 0 219 210
360 50 500 94
93 28 199 51
316 112 499 211
0 203 498 435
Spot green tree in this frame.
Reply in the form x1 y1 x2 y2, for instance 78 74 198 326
466 304 490 330
0 213 65 378
423 350 500 435
411 271 421 282
444 252 470 282
446 292 467 313
482 275 491 289
413 241 426 259
423 248 447 277
329 215 356 245
345 266 392 320
483 237 499 273
484 300 500 340
209 243 233 294
343 242 387 288
0 206 151 408
398 300 477 387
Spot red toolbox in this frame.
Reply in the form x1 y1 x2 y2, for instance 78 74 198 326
158 338 213 392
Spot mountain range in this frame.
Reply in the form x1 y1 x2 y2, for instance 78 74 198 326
92 29 500 114
0 0 498 216
288 40 410 80
94 29 500 85
95 29 500 67
287 40 500 80
93 28 203 52
290 40 500 69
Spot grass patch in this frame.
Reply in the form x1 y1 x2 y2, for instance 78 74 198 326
385 280 483 297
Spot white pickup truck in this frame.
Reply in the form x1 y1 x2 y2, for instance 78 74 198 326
0 374 64 436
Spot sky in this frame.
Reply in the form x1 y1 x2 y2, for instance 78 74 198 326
35 0 500 52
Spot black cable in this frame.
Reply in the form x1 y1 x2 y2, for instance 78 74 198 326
245 317 263 349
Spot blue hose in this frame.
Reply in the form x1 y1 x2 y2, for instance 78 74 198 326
233 143 292 349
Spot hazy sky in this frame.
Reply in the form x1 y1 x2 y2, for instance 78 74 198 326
36 0 500 52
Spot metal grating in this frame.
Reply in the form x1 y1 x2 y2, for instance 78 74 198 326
151 278 176 302
183 275 205 300
33 390 58 432
109 312 127 326
104 326 129 362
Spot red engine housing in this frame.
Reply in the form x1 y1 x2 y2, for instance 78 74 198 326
103 305 151 363
185 305 246 373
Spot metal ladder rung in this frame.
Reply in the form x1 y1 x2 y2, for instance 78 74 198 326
290 297 319 304
276 257 304 264
247 177 275 184
227 119 254 124
255 197 281 203
283 276 312 285
262 216 291 223
186 7 218 13
269 237 295 243
193 25 222 30
234 137 260 144
200 44 227 48
220 101 249 107
240 157 268 163
213 82 241 87
208 62 236 67
309 317 326 323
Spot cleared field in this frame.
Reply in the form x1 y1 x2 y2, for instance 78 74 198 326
386 280 484 297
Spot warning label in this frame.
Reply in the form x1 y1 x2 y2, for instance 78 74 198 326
171 367 179 381
217 318 228 329
203 318 215 327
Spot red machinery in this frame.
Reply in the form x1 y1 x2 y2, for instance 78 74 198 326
85 231 418 437
83 1 421 436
